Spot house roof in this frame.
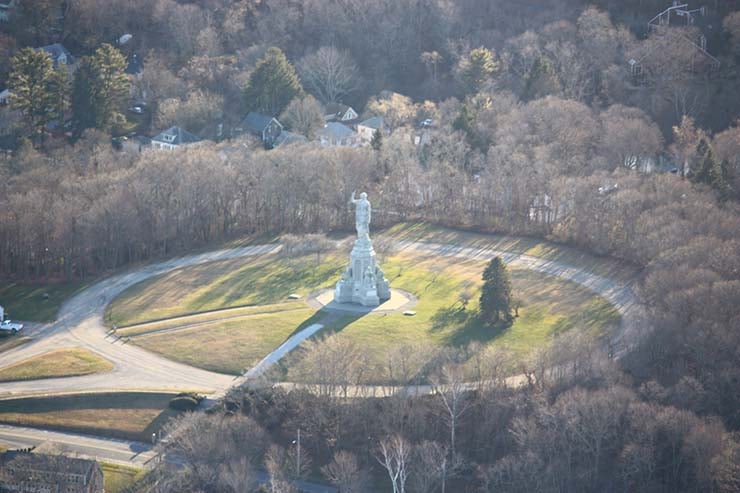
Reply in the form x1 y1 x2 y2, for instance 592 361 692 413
37 43 74 66
320 122 355 140
358 116 383 129
151 126 200 146
274 131 307 147
0 0 15 8
240 112 281 134
1 450 99 478
126 53 143 75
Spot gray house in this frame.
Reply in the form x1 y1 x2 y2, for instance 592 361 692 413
0 450 104 493
36 43 75 69
235 112 283 148
151 126 201 150
319 122 357 147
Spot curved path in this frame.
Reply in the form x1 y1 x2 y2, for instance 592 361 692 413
0 240 643 398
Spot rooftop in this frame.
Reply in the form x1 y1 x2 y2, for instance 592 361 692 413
151 126 201 146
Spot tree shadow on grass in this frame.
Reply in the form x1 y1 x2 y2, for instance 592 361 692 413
431 305 513 347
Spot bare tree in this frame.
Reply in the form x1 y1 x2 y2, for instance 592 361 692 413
412 440 461 493
280 95 325 139
299 46 360 103
430 363 470 457
376 434 412 493
322 450 370 493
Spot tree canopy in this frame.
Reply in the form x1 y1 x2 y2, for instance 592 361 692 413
479 257 513 326
244 47 304 116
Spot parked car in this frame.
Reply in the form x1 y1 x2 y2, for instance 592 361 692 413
128 105 144 114
0 319 23 334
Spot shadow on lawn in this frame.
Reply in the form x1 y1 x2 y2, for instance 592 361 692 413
431 305 512 347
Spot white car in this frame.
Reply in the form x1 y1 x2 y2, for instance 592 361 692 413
0 320 23 333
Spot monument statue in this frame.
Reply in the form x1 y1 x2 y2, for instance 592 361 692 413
334 191 391 306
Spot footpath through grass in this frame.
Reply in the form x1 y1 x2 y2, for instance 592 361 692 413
0 392 179 441
0 348 114 382
0 281 88 323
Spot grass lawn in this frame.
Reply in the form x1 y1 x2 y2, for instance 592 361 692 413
281 252 620 382
130 307 319 374
107 242 619 381
380 222 640 283
0 392 179 441
0 281 88 322
102 462 145 492
106 254 345 327
0 348 114 382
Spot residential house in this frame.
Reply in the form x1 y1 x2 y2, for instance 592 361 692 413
36 43 75 69
0 450 104 493
356 116 383 143
0 88 10 106
324 103 359 123
151 126 201 150
126 52 144 79
319 122 357 147
235 112 283 148
274 131 308 147
0 0 16 22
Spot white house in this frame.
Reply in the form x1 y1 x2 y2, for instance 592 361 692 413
324 103 359 123
151 126 201 150
36 43 75 69
0 89 10 106
357 116 383 143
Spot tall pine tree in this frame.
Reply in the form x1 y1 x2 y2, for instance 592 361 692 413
72 44 129 134
244 47 304 116
9 47 67 143
479 257 513 326
692 138 730 199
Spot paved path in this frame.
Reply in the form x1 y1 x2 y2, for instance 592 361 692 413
0 240 642 397
0 244 279 397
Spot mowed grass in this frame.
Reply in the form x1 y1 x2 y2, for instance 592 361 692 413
0 348 114 382
102 462 145 493
129 307 318 374
380 222 640 283
106 254 344 327
283 252 620 382
0 281 88 322
0 392 179 441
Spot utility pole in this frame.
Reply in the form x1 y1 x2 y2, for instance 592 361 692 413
294 428 301 477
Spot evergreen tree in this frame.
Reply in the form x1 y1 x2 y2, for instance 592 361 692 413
523 55 561 100
479 257 513 326
72 44 129 134
370 128 383 151
692 138 730 199
456 47 497 95
244 47 304 116
8 47 67 143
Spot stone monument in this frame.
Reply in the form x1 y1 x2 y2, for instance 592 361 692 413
334 191 391 306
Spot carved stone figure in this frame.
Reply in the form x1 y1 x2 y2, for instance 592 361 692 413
334 192 391 306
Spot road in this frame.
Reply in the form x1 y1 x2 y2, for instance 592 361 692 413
0 240 643 396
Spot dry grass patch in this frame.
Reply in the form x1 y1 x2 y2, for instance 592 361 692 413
0 348 114 382
0 392 178 441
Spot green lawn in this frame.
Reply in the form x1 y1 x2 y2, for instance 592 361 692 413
0 392 179 441
0 281 88 322
106 254 344 327
102 462 145 492
0 348 114 382
107 246 619 382
282 252 620 382
129 307 319 374
380 222 640 283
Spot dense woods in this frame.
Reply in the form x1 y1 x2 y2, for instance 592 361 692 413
2 0 740 491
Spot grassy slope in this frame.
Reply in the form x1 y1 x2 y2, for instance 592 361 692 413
282 252 619 381
0 392 179 441
0 348 114 382
0 335 31 354
102 462 145 493
0 281 88 323
381 222 639 283
106 254 344 327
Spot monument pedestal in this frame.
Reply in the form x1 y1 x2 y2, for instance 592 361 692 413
334 236 390 307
